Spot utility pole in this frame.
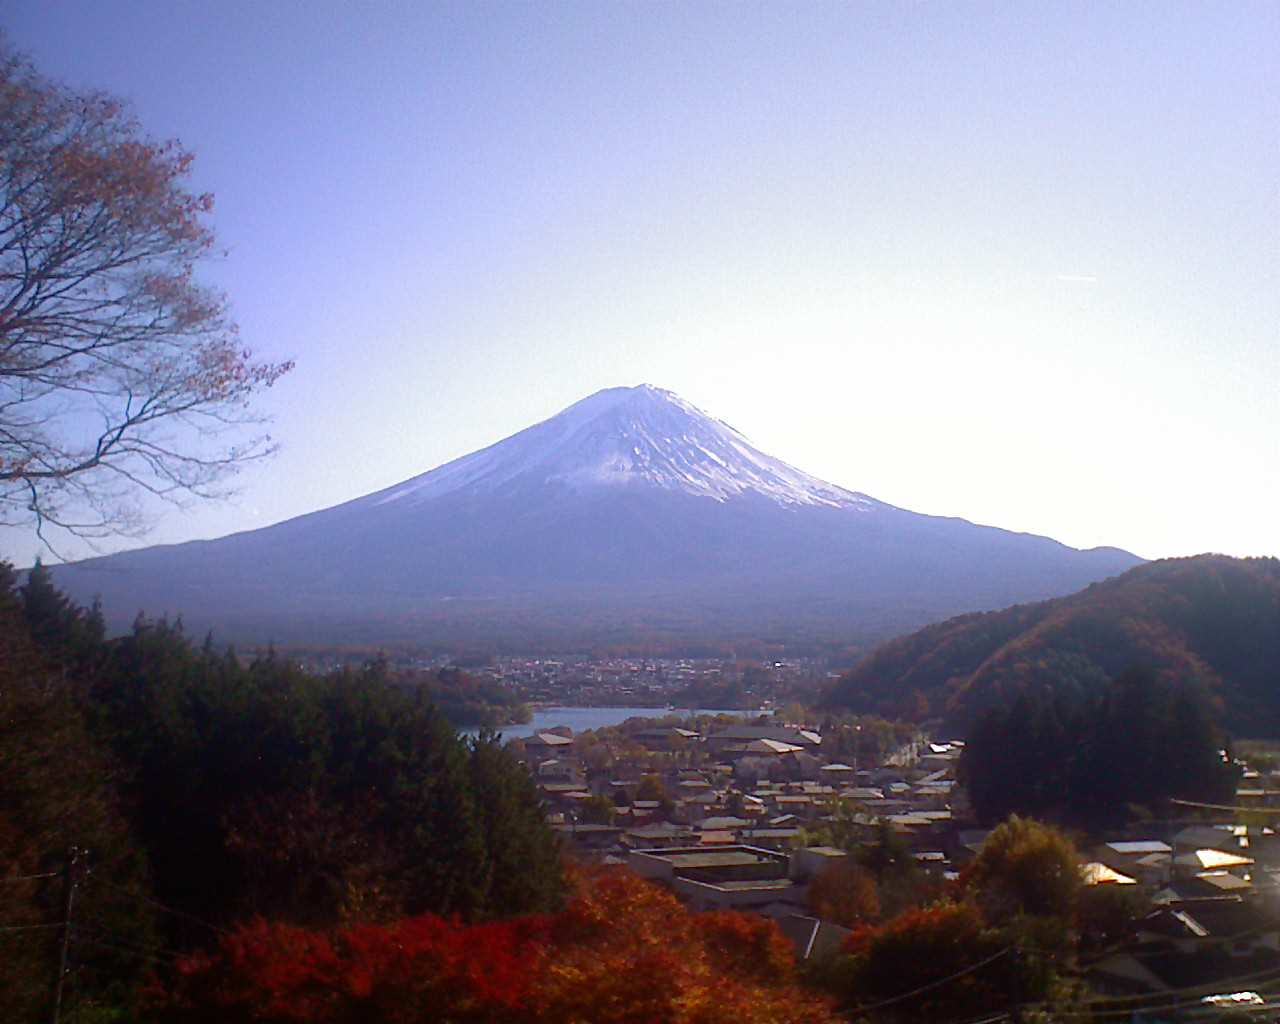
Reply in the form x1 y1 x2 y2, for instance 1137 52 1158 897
51 846 79 1024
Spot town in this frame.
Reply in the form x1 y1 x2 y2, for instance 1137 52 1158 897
474 655 839 707
511 709 1280 1008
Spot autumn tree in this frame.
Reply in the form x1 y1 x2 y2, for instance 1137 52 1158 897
635 774 666 802
966 816 1080 922
1077 882 1149 955
807 858 880 927
856 819 935 918
0 42 290 545
155 868 842 1024
964 815 1080 963
578 793 616 825
829 901 1048 1023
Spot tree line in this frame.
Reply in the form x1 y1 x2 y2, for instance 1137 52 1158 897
959 666 1238 828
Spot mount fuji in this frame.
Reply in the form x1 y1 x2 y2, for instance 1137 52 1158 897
50 385 1141 651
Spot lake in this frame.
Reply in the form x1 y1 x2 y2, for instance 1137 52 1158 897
462 706 754 740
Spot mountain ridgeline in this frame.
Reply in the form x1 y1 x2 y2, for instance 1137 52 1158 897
826 554 1280 735
50 385 1139 651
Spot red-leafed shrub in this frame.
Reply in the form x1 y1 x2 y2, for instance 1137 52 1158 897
693 909 797 984
160 914 546 1023
155 868 841 1024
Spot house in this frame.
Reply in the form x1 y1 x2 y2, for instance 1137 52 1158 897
632 727 701 750
1087 900 1280 997
525 731 575 753
627 845 803 912
1172 825 1245 857
1081 862 1139 886
553 822 623 853
699 815 750 832
789 846 846 881
742 738 805 756
739 827 802 850
1172 848 1254 879
621 821 696 849
539 782 592 808
707 726 821 756
1153 873 1252 903
697 830 737 847
1095 840 1173 889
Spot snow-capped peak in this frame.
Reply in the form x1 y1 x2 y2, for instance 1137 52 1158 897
370 385 877 510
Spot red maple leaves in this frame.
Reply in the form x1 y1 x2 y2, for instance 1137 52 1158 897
155 868 840 1024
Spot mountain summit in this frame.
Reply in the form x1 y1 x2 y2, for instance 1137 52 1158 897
365 384 871 510
51 386 1141 651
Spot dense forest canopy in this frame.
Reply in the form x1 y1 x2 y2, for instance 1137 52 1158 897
958 667 1239 828
825 555 1280 734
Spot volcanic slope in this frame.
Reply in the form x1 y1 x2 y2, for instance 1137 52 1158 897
826 554 1280 734
50 385 1140 650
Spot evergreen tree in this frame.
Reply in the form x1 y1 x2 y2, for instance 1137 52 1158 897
0 563 155 1020
469 731 564 916
961 666 1239 827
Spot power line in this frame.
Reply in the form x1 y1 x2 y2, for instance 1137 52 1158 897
0 921 63 933
1171 797 1280 814
1 871 59 883
1039 985 1280 1021
1021 962 1280 1019
81 877 231 936
73 918 189 961
70 934 181 967
841 947 1012 1018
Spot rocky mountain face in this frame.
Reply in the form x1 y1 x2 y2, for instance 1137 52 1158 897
50 385 1141 651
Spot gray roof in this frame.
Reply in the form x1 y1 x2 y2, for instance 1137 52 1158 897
774 914 853 960
1104 840 1173 856
710 726 821 745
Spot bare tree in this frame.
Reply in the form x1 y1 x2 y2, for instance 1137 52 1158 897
0 43 291 548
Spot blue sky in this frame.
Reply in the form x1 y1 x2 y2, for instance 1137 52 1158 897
2 1 1277 563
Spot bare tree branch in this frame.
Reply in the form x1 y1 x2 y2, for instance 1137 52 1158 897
0 41 292 547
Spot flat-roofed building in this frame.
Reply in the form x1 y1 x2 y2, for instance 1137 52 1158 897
627 844 803 912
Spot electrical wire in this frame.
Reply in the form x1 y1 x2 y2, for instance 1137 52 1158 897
840 946 1013 1018
0 920 64 933
70 934 181 967
1020 962 1280 1019
72 919 190 961
0 871 59 883
81 877 231 936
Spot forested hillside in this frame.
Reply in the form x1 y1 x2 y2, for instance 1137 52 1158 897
0 564 561 1021
826 555 1280 733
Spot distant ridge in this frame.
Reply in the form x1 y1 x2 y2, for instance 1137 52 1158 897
825 554 1280 733
50 385 1142 651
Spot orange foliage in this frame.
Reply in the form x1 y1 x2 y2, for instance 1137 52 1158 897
163 913 547 1023
807 859 880 928
155 867 840 1024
